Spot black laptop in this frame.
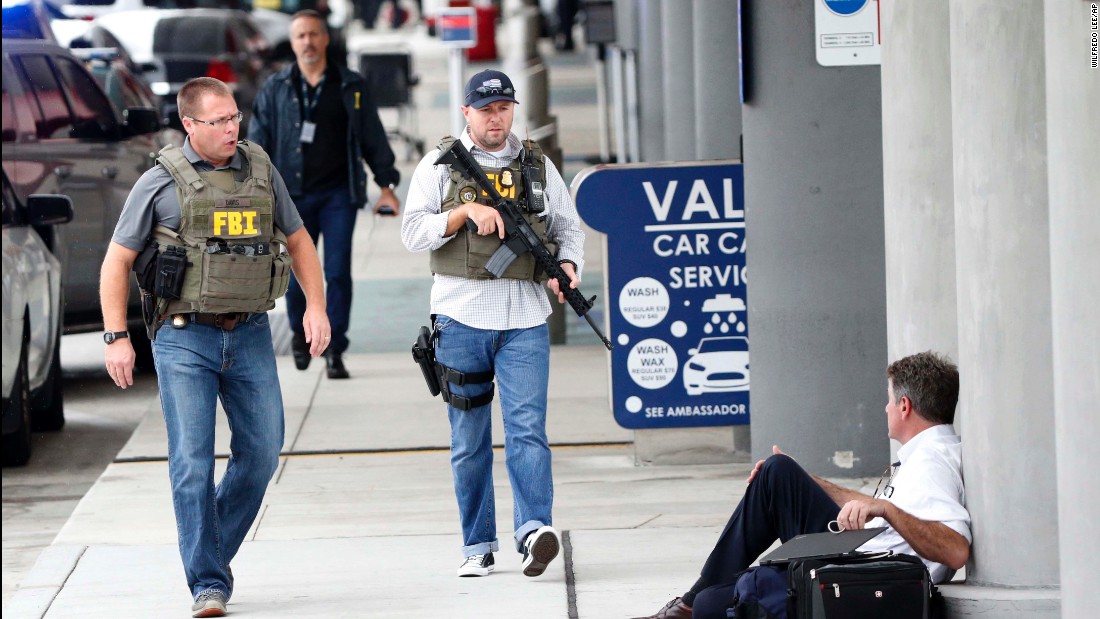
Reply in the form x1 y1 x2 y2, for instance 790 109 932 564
758 527 888 565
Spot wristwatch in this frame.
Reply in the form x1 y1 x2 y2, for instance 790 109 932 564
103 331 129 345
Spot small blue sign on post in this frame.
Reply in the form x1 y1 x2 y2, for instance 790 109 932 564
573 161 748 430
438 7 477 48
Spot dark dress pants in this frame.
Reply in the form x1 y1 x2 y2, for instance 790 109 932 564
690 454 841 618
286 185 355 354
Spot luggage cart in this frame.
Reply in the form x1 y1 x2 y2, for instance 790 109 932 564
357 48 425 161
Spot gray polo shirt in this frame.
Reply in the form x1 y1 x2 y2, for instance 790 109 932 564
111 138 303 251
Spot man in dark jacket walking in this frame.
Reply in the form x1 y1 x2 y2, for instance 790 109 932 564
250 9 400 379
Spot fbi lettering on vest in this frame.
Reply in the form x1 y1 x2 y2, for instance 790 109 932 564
212 210 260 237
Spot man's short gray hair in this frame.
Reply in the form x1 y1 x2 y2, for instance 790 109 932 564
291 9 328 33
887 351 960 425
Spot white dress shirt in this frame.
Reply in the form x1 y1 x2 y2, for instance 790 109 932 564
401 129 586 331
858 424 971 583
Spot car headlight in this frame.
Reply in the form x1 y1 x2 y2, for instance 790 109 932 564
688 362 706 371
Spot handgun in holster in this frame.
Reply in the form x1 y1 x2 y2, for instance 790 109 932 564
411 325 496 410
132 242 163 341
412 325 442 397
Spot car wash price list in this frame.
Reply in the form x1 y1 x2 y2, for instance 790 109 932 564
573 161 750 429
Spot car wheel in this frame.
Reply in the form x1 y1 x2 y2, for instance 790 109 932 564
130 328 157 374
31 317 65 432
3 327 33 467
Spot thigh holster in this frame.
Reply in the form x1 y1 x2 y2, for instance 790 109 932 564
412 324 495 411
436 364 495 411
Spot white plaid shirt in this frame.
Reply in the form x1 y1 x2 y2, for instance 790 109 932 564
401 130 586 331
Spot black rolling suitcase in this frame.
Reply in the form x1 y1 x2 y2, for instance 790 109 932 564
786 553 935 619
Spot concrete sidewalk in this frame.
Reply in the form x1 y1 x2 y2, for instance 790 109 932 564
9 343 753 617
7 21 808 619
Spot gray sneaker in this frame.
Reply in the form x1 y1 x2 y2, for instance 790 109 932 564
191 589 227 617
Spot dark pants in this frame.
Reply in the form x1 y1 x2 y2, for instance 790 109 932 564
689 454 841 618
556 0 579 48
286 185 356 355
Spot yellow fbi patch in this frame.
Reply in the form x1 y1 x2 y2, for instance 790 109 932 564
211 209 260 237
483 172 516 199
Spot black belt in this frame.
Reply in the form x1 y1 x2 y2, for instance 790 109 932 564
166 312 249 331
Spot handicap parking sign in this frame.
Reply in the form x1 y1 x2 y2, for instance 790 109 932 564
573 161 749 429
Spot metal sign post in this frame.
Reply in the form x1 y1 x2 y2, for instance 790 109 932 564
573 161 749 430
438 8 478 136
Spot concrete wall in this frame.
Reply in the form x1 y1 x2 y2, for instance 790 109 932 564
635 0 665 161
880 0 957 365
1045 1 1100 617
660 0 694 161
949 0 1059 589
741 0 887 477
692 0 741 162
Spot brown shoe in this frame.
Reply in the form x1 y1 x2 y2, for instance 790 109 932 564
631 597 692 619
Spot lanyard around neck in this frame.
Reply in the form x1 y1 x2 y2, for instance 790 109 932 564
300 74 326 122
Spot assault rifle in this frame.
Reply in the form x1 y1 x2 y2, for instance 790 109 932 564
436 140 613 350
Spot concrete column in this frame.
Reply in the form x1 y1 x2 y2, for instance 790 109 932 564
693 0 741 161
879 0 957 365
741 0 887 477
949 0 1058 592
693 0 748 460
660 0 694 161
635 0 665 162
1045 2 1100 618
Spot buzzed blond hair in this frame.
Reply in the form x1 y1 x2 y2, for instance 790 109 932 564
177 77 233 120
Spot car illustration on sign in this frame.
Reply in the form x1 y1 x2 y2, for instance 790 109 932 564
683 336 750 395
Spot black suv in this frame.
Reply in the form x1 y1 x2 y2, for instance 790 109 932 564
2 38 177 366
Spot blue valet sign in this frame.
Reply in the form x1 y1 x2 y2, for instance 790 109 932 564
573 161 749 429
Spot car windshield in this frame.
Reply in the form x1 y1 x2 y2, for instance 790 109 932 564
153 16 228 54
696 338 749 354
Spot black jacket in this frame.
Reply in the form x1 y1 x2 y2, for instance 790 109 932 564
249 63 399 208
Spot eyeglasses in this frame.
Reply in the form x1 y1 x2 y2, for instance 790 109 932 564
184 111 244 127
872 461 901 499
474 85 514 97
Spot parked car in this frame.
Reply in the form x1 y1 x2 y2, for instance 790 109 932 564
52 18 185 145
2 38 173 368
96 8 278 130
1 0 66 43
61 0 296 62
60 0 246 21
2 171 73 467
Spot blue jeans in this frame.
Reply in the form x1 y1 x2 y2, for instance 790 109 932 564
432 315 553 557
153 313 285 598
286 186 356 354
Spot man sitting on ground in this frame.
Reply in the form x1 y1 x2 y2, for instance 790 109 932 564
632 351 971 619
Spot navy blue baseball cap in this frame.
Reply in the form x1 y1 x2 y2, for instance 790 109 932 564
464 70 519 109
